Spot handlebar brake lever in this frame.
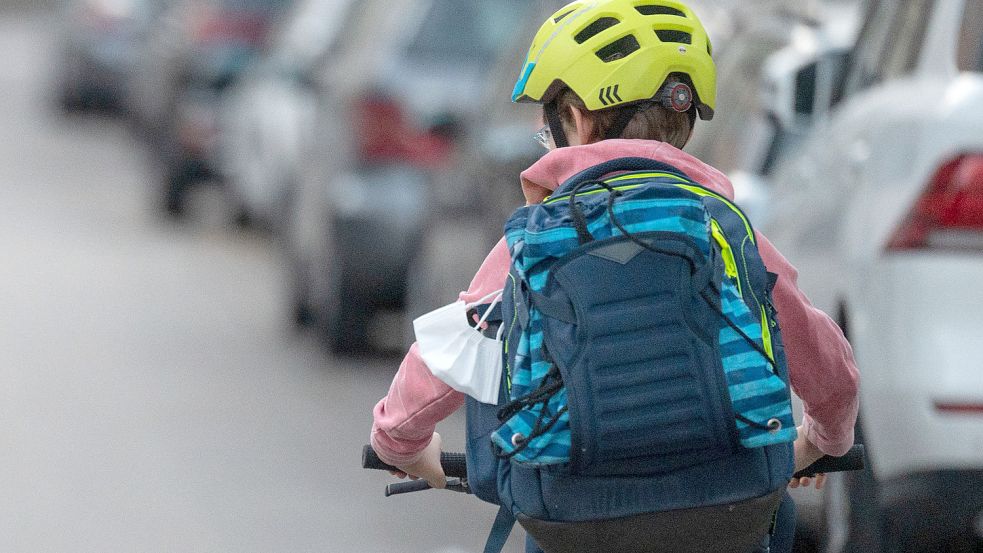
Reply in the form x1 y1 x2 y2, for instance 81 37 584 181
445 478 470 493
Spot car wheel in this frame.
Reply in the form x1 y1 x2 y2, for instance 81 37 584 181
824 306 884 553
163 163 194 218
231 205 253 229
292 297 315 328
307 212 374 356
818 472 849 553
313 266 373 356
811 416 882 553
324 288 373 356
59 87 85 114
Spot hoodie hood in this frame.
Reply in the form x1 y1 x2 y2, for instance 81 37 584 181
519 139 735 205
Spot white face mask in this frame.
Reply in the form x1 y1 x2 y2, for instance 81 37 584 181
413 290 504 405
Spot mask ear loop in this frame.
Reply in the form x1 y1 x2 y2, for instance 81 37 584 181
466 288 504 309
470 290 504 331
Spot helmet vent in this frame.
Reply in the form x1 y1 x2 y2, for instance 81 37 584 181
596 34 641 62
636 5 687 17
655 29 692 44
575 17 621 44
554 9 576 23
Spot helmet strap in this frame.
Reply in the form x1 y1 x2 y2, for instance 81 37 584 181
544 100 569 149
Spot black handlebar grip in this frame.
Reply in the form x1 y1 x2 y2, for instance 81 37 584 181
386 480 433 497
362 445 469 478
793 444 865 479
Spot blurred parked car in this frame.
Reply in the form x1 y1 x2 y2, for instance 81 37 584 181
125 0 290 216
402 0 560 323
56 0 164 112
760 1 983 551
218 0 355 230
284 0 533 354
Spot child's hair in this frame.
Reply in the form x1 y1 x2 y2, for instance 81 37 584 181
554 75 694 149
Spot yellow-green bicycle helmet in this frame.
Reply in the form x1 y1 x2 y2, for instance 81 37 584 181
513 0 716 145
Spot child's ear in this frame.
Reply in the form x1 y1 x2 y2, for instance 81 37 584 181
568 105 595 146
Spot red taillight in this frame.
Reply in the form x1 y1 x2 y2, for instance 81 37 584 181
888 154 983 250
355 96 454 169
190 8 269 46
935 401 983 415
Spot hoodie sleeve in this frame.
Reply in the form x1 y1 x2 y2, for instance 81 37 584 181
756 232 860 457
370 238 511 467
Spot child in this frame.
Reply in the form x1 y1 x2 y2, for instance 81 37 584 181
371 1 859 551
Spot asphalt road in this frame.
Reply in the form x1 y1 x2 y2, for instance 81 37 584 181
0 11 522 553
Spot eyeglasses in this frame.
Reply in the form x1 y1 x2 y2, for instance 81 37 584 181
534 125 552 151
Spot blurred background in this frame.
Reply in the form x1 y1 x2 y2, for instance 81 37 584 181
3 0 982 551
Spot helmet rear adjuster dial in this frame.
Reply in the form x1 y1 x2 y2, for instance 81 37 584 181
660 81 693 113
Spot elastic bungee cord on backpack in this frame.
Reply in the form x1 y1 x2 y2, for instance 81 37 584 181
496 184 782 453
497 354 569 458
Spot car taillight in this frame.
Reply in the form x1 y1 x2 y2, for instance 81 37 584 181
190 8 269 46
355 96 454 169
888 154 983 250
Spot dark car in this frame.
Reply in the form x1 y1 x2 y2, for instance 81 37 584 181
56 0 164 112
125 0 291 216
218 0 356 230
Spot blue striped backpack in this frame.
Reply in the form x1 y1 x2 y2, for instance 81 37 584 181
466 158 797 553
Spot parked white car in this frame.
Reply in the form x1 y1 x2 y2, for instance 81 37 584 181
219 0 355 229
762 1 983 551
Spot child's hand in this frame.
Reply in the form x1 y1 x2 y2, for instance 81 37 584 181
789 473 826 489
394 432 447 489
789 426 826 490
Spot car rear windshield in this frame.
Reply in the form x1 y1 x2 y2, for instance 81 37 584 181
406 0 529 64
958 0 983 71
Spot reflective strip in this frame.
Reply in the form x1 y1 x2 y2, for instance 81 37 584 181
604 171 692 184
760 305 775 362
511 62 537 102
711 218 740 288
504 272 519 393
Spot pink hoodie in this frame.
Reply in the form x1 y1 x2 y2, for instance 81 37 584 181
371 140 860 466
